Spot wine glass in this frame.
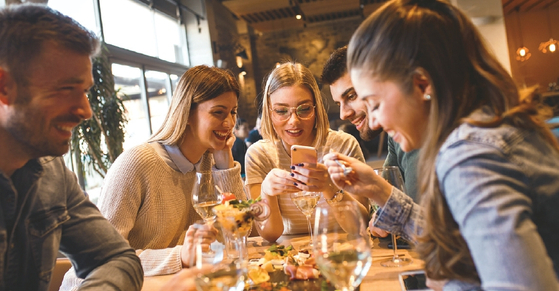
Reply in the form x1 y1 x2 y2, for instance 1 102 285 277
374 166 413 267
192 171 222 223
290 191 321 247
190 222 245 291
313 201 372 291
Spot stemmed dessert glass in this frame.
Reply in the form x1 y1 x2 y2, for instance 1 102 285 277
313 201 372 291
290 191 321 247
374 166 413 267
190 221 245 291
192 171 222 223
213 199 270 264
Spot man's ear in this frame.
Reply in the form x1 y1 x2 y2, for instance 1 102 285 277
413 68 433 96
0 67 15 105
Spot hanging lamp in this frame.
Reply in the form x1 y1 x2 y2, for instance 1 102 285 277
515 9 531 62
539 9 557 53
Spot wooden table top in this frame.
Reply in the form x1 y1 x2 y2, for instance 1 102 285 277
142 235 425 291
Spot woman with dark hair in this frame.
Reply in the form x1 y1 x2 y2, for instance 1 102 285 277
61 65 245 289
325 0 559 290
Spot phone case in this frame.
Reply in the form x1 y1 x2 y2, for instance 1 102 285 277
291 145 317 167
398 270 431 291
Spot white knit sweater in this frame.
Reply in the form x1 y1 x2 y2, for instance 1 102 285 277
245 129 365 235
60 143 244 290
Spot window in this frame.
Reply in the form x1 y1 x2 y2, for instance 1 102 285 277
112 63 150 151
48 0 100 36
145 70 172 133
100 0 189 66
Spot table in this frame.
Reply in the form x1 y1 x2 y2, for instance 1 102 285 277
142 235 424 291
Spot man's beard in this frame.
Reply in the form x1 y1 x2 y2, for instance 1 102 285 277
360 127 383 141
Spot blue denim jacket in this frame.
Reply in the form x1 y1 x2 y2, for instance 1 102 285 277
0 157 143 291
376 116 559 290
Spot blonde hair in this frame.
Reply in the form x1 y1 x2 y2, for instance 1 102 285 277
349 0 559 283
148 65 239 145
260 62 329 147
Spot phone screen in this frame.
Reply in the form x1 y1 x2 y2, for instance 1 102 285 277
399 271 430 291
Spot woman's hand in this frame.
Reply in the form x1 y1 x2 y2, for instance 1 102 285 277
369 212 389 238
323 152 393 206
180 224 218 268
261 168 301 196
213 133 236 169
159 266 212 291
290 162 334 194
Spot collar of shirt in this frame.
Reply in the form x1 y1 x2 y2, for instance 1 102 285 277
149 142 199 174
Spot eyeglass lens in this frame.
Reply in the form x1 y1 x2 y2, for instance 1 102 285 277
272 104 314 120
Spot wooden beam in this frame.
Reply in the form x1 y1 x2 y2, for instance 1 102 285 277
222 0 291 16
299 0 359 16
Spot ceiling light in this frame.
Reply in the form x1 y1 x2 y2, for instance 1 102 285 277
516 46 531 61
540 38 558 53
296 14 302 20
514 9 530 62
539 10 556 54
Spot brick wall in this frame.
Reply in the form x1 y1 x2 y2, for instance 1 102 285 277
247 17 363 127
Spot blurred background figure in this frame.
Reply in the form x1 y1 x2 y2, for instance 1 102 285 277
245 114 263 147
233 117 249 179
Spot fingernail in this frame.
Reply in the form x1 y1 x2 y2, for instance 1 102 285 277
294 182 298 186
290 173 294 177
290 166 295 170
297 163 304 167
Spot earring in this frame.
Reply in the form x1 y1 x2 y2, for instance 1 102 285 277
424 94 431 100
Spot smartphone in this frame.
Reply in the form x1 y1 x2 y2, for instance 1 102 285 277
399 270 431 291
291 145 317 167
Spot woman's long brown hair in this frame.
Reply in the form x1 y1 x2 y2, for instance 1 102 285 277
348 0 559 283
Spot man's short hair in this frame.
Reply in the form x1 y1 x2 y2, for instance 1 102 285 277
321 46 348 86
0 4 100 85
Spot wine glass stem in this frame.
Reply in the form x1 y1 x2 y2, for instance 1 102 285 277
392 234 399 260
305 215 313 241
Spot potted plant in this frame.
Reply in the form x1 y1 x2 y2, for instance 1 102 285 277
71 44 127 187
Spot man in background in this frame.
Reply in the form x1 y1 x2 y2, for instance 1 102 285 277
0 4 143 290
322 46 420 238
232 117 249 178
322 46 420 201
245 114 262 147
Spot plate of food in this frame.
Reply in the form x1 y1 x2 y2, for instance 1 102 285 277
247 244 355 291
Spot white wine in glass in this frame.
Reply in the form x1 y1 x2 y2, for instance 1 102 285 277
374 166 412 267
190 221 245 291
192 171 222 223
291 191 321 246
313 201 372 291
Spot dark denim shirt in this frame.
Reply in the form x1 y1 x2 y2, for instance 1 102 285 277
0 157 143 291
376 117 559 290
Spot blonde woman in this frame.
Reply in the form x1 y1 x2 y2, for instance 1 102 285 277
61 65 245 289
245 62 369 242
325 0 559 290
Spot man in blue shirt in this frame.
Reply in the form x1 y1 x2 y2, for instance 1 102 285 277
0 4 143 290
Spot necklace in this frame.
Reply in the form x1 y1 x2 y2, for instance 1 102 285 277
281 141 291 158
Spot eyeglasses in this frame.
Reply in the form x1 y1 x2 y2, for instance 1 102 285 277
270 104 316 121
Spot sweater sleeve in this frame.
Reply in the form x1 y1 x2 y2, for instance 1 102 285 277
212 160 246 201
97 146 183 276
